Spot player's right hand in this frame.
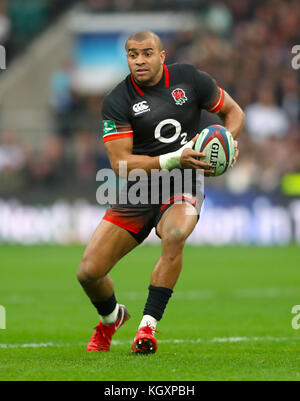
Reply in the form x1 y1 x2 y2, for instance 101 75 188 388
180 134 215 175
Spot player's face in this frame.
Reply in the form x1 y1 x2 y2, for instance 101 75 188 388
126 38 166 86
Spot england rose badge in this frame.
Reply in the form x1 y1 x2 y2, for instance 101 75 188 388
171 88 188 105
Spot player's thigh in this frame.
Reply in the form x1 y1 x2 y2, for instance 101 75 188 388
80 219 139 277
156 202 198 243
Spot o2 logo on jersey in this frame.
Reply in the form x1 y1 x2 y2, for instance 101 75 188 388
155 119 188 145
132 101 150 116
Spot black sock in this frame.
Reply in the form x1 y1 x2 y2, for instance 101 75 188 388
92 293 117 316
143 285 173 321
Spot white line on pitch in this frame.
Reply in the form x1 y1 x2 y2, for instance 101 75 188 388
1 336 299 349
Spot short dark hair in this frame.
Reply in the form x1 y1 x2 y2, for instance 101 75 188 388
125 30 163 52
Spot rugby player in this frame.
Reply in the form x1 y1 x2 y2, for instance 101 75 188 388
77 31 244 354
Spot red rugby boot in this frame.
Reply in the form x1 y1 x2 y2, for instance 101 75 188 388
87 305 130 352
131 325 160 354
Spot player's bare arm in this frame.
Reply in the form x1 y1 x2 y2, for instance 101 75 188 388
216 91 245 139
217 91 245 167
105 135 215 176
105 136 159 176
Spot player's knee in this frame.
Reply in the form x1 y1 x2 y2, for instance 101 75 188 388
162 226 187 247
77 256 105 284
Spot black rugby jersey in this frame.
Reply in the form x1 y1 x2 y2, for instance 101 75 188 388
101 63 225 208
102 63 224 155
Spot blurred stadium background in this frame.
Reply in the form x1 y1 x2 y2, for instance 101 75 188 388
0 0 300 246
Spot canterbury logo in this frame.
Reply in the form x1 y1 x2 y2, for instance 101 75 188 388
133 101 150 115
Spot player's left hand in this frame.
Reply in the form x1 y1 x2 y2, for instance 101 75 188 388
230 140 239 168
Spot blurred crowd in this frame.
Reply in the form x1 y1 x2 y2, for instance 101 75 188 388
190 0 300 194
0 0 76 64
0 0 300 200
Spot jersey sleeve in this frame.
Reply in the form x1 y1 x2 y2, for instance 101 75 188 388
190 66 225 113
101 92 133 143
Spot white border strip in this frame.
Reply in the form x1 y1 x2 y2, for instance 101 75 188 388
69 11 198 33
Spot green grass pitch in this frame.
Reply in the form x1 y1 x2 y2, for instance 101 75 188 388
0 244 300 381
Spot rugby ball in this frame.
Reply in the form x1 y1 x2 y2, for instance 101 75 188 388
194 125 235 176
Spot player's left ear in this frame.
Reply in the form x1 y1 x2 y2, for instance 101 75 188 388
160 50 166 64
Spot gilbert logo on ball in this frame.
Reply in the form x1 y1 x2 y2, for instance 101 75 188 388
171 88 188 105
194 125 235 176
